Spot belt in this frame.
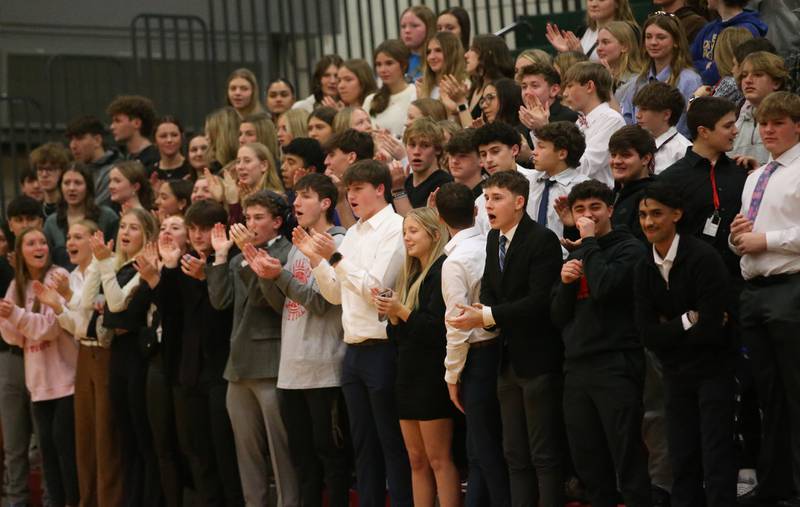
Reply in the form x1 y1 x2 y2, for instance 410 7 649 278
349 339 387 347
470 337 499 349
746 271 800 287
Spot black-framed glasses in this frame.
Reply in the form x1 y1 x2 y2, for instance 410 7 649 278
479 93 497 106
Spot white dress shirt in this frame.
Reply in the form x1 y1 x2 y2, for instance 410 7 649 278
56 267 91 340
527 167 590 239
731 141 800 280
474 164 538 236
580 27 600 61
442 227 498 384
654 127 692 174
362 85 417 139
481 222 519 328
577 102 626 187
312 204 405 343
653 234 693 330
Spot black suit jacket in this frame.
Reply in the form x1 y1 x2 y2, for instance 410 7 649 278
480 214 564 378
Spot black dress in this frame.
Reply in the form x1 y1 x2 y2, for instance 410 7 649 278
387 255 451 420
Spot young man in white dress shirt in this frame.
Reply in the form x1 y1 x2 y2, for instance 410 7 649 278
729 91 800 507
436 182 510 507
529 121 590 241
302 160 412 507
472 122 537 235
633 82 692 174
561 62 626 188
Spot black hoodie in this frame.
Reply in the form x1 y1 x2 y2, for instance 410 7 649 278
551 229 648 365
612 176 654 243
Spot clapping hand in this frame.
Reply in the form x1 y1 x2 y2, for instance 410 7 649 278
210 223 234 258
158 235 182 268
50 270 72 301
202 168 225 202
242 244 282 280
133 242 161 288
89 231 114 261
180 252 207 280
0 299 14 319
321 95 345 110
440 74 468 104
519 95 550 130
32 281 63 314
229 222 255 251
545 23 582 53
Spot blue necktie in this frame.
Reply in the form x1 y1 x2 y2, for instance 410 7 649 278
537 179 556 227
499 235 507 272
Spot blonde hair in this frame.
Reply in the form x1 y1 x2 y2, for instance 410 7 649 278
600 21 645 80
241 112 280 164
395 207 448 309
226 68 264 116
553 51 589 79
517 48 553 67
737 51 788 90
279 109 310 139
420 31 468 98
715 27 753 78
205 107 241 166
332 107 366 134
755 91 800 122
587 0 638 31
241 142 284 193
115 208 159 269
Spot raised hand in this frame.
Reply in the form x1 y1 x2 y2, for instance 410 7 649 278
158 235 182 268
90 231 114 261
210 222 233 258
230 222 255 250
292 226 323 266
426 187 440 210
440 74 468 104
375 130 406 161
180 252 207 280
141 242 161 270
321 95 345 110
546 23 570 53
554 196 575 227
202 168 225 202
49 270 72 301
33 281 63 314
133 250 160 288
519 95 550 130
242 244 282 280
388 160 408 192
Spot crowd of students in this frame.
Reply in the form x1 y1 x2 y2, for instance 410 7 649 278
1 2 800 507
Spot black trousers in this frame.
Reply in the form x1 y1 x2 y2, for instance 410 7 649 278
110 334 163 507
563 350 651 507
174 381 244 507
278 387 351 507
740 274 800 499
664 372 737 507
31 395 79 507
146 356 185 507
497 366 565 507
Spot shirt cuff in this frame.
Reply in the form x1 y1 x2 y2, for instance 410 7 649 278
482 306 495 328
681 312 693 331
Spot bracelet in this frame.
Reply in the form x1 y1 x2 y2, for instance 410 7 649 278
391 189 408 200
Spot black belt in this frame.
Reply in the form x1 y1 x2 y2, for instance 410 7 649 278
349 339 387 347
0 346 23 356
746 272 800 287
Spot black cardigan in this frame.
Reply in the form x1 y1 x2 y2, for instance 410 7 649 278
634 234 736 379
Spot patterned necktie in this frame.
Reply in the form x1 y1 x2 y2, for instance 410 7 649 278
746 161 781 221
537 179 556 227
577 114 588 129
499 235 507 272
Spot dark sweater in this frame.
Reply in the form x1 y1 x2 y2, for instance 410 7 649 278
159 254 233 387
612 176 654 243
659 149 746 278
634 235 735 379
404 169 454 209
101 263 153 332
551 229 648 364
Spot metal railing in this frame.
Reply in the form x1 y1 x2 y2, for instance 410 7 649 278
0 96 46 210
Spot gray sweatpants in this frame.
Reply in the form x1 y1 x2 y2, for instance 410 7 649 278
0 349 32 506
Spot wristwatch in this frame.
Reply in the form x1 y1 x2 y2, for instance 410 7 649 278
328 252 342 266
457 103 468 112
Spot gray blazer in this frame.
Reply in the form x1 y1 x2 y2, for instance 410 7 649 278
207 236 292 382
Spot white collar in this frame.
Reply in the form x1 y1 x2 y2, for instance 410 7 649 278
444 226 482 255
771 141 800 167
653 233 680 266
655 126 680 148
500 221 520 245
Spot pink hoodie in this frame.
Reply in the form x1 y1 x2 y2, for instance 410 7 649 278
0 267 78 402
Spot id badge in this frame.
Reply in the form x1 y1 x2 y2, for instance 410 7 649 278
703 212 721 237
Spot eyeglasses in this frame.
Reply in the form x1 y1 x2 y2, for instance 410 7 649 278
479 93 497 106
36 165 60 173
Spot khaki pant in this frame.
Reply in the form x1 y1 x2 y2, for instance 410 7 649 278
74 345 124 507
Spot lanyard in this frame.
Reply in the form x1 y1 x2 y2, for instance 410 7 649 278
656 132 679 152
709 162 720 211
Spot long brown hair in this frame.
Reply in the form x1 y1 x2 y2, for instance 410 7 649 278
369 40 410 116
13 227 53 313
468 35 515 99
111 160 154 210
225 68 264 116
639 14 694 87
420 31 467 98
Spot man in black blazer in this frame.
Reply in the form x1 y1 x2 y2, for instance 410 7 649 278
450 170 565 507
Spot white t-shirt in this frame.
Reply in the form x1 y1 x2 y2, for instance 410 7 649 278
362 85 417 139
